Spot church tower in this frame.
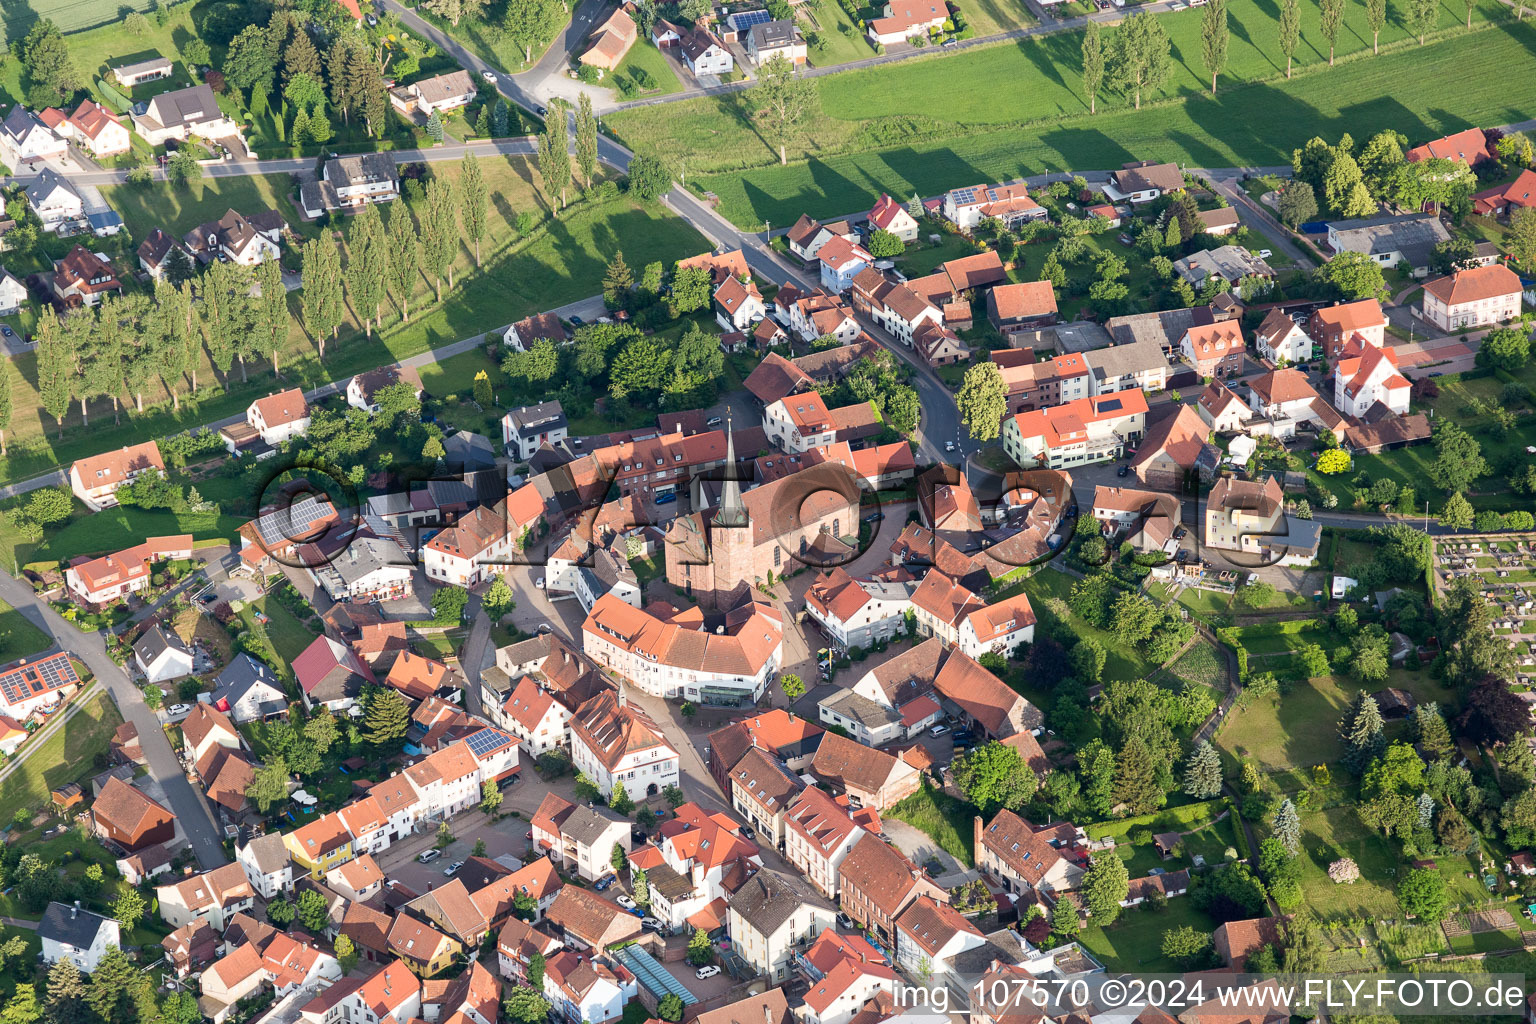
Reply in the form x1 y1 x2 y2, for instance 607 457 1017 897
709 415 755 603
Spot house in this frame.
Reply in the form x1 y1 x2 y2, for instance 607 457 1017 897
1212 916 1287 969
867 193 919 242
747 19 808 65
0 107 67 169
54 100 131 158
851 271 941 347
1178 321 1245 378
549 801 631 883
25 169 83 231
1093 484 1183 554
987 281 1059 336
503 312 568 352
811 731 922 810
782 788 869 898
157 862 256 932
893 895 985 976
818 237 875 293
694 993 794 1024
244 388 310 448
1421 264 1522 331
1173 246 1274 296
52 246 123 307
940 182 1046 232
1333 342 1411 418
498 916 564 982
681 24 733 76
567 689 680 799
347 364 423 414
1123 868 1191 907
974 810 1084 896
388 70 477 116
715 275 765 331
0 716 27 757
730 747 803 845
1247 368 1344 438
300 959 423 1024
866 0 951 44
303 153 400 216
1204 475 1320 566
0 652 80 721
111 55 174 88
786 216 858 262
1254 309 1313 364
1131 403 1218 490
1407 126 1494 167
65 535 191 607
707 708 825 796
1196 207 1241 236
1327 214 1450 277
1002 390 1149 470
137 229 191 280
800 930 899 1024
133 625 194 684
805 568 918 651
837 836 945 946
1103 161 1184 204
421 503 517 587
1473 168 1536 217
180 703 242 768
545 886 643 949
0 270 27 316
237 833 294 899
912 572 1036 658
998 352 1092 414
579 9 638 70
312 534 415 603
40 901 121 972
209 654 287 723
132 84 241 145
1197 380 1247 433
1083 338 1169 396
1312 299 1387 358
183 208 285 265
728 869 837 983
163 920 218 979
91 776 176 851
543 950 638 1024
293 635 376 711
764 392 838 452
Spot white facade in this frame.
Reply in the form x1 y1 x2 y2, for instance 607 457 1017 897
728 895 837 984
1255 318 1313 364
544 961 637 1024
581 626 777 705
137 644 194 684
41 905 120 973
763 396 837 454
236 840 294 899
568 728 681 801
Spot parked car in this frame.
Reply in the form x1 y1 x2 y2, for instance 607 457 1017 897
594 875 616 891
740 825 756 840
696 965 721 979
929 724 950 736
418 849 442 863
536 106 548 117
443 860 464 876
616 894 637 909
836 913 854 929
534 577 546 589
481 69 497 82
1257 248 1272 258
1117 464 1130 477
642 917 664 931
706 416 723 427
0 326 14 339
863 512 884 523
568 315 585 327
632 829 648 843
167 703 192 715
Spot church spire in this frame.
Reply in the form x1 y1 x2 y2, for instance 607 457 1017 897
715 412 748 527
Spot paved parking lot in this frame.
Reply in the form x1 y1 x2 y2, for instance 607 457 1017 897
389 819 534 893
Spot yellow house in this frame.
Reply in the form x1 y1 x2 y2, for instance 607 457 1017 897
387 913 462 977
283 812 354 878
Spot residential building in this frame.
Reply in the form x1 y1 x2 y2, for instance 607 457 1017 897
782 788 869 898
209 655 287 723
554 802 632 882
1421 264 1522 331
25 169 83 231
237 833 294 899
1178 320 1245 378
132 84 241 145
503 401 569 460
1003 390 1149 469
836 837 944 946
715 274 765 331
893 896 985 976
1083 338 1169 396
498 916 564 982
998 352 1092 414
111 55 173 88
184 208 285 265
680 24 733 75
818 237 875 292
163 920 218 979
786 215 858 262
865 0 950 44
805 567 917 650
246 389 310 446
1204 474 1321 566
133 625 194 683
0 270 27 315
1246 368 1344 438
0 107 66 168
1197 379 1248 433
545 886 643 949
810 732 922 811
389 70 477 115
1473 168 1536 217
1103 161 1183 204
940 182 1045 232
867 193 919 242
91 776 177 851
800 930 899 1024
499 677 570 756
1312 299 1387 358
54 100 131 157
157 863 256 931
1326 213 1450 276
747 19 808 65
40 902 121 972
1407 126 1494 167
347 364 423 414
0 652 81 721
1254 309 1313 364
579 8 638 69
1333 342 1411 418
911 571 1036 657
293 635 376 712
729 746 803 845
1173 246 1274 296
567 689 680 799
1197 207 1241 236
974 810 1084 896
706 708 825 797
137 229 190 280
65 534 190 607
52 246 123 307
311 534 415 603
422 503 517 588
543 950 638 1024
300 959 422 1024
728 870 837 983
764 391 838 452
503 312 568 352
302 153 400 216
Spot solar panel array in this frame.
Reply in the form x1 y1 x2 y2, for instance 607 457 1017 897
731 9 773 27
1098 398 1123 413
0 652 78 706
255 495 335 546
464 727 513 759
951 186 977 205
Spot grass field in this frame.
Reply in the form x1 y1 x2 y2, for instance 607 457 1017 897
0 0 155 40
0 688 121 826
612 41 685 97
1079 897 1223 971
0 599 53 660
606 10 1536 227
240 593 321 670
887 783 978 865
0 167 708 487
8 506 244 572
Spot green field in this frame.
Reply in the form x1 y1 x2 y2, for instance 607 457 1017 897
0 0 154 40
0 599 53 660
0 688 122 826
1079 897 1223 971
887 783 979 865
612 41 686 97
1022 568 1156 682
606 8 1536 227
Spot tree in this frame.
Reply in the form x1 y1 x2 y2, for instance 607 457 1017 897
346 203 389 337
111 888 146 933
301 238 345 357
657 993 685 1023
1113 737 1164 815
459 154 489 268
226 24 280 92
504 988 552 1024
1183 740 1223 799
482 576 514 621
1081 20 1104 113
1366 0 1388 52
1407 0 1437 42
1109 12 1172 109
753 54 815 164
420 178 458 301
1340 692 1386 772
296 889 330 932
334 932 359 974
247 757 289 812
304 713 338 754
425 109 445 144
1 987 42 1024
1398 867 1447 920
1439 491 1475 530
22 21 82 104
780 673 805 701
1081 852 1130 926
627 155 673 201
285 27 322 82
285 71 326 113
1318 0 1344 63
1162 926 1213 968
1316 250 1387 300
954 742 1038 815
1322 151 1375 217
632 865 650 908
575 92 599 188
537 100 571 208
669 265 713 315
1459 677 1527 745
1200 0 1229 93
603 250 634 308
424 0 491 25
958 361 1007 441
1072 639 1107 685
1273 798 1302 855
387 206 419 322
503 0 565 61
1506 207 1536 269
45 958 88 1024
1279 0 1300 76
364 688 410 745
267 896 295 926
687 926 713 965
1430 420 1487 493
1481 326 1530 371
1416 703 1454 761
866 229 905 258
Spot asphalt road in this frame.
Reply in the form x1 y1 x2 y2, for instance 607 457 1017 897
0 572 229 869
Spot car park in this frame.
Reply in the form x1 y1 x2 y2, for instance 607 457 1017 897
443 860 464 876
418 849 442 863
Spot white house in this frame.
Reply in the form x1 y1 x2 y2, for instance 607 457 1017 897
1421 264 1523 332
1253 309 1314 365
111 55 173 89
680 25 733 76
388 70 476 117
1333 344 1411 418
1245 368 1343 438
183 209 284 266
347 365 423 415
1103 161 1184 204
0 271 28 315
247 389 311 446
715 275 766 331
543 951 638 1024
25 169 83 232
56 100 131 158
782 788 868 898
867 193 920 243
805 568 916 651
309 153 400 215
893 896 985 976
40 902 121 973
131 84 241 146
156 863 256 932
421 503 516 588
134 625 195 684
728 871 837 983
763 392 837 453
567 689 680 800
746 20 808 66
502 401 569 461
818 237 874 293
236 833 294 899
865 0 950 44
551 804 632 882
209 654 288 724
500 676 571 756
0 107 67 169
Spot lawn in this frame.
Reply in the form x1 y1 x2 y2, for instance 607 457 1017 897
0 599 53 660
611 41 685 97
9 505 244 572
0 688 122 827
0 173 708 487
887 782 978 865
608 12 1536 228
1022 568 1154 682
960 0 1039 38
806 2 880 66
105 174 323 247
239 593 321 675
1078 897 1224 972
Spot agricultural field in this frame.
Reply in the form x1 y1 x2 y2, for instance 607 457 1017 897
606 10 1536 228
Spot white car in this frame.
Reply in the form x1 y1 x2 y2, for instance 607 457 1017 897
929 724 950 736
481 69 497 83
166 703 192 715
696 965 721 979
641 917 663 930
1258 249 1273 258
944 441 957 452
534 577 546 589
418 849 442 863
616 895 637 909
443 860 464 876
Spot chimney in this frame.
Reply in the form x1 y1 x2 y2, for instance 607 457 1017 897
72 901 80 919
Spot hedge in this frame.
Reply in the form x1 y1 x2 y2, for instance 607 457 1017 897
1216 627 1249 680
1084 797 1233 842
1228 618 1326 639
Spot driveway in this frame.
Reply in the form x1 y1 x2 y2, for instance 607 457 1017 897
881 818 975 888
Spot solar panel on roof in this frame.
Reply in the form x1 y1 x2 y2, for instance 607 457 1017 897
0 653 78 707
465 728 511 758
733 9 773 26
952 187 977 205
255 496 334 546
1097 398 1123 413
